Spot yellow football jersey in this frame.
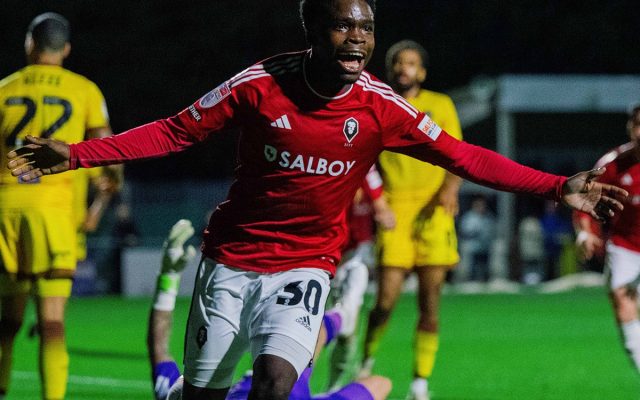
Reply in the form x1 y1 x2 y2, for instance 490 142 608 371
379 89 462 199
0 64 109 210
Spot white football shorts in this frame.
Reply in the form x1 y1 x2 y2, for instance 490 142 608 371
605 242 640 290
183 258 330 389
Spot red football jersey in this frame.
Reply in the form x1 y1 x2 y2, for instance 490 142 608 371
345 165 384 251
588 143 640 252
69 51 565 275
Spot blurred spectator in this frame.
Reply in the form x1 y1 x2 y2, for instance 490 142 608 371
518 216 545 284
98 202 139 293
540 200 573 279
113 203 139 248
458 195 495 282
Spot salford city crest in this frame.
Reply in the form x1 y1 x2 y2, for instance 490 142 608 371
343 117 359 143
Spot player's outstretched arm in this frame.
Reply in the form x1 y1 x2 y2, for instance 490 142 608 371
7 135 70 181
561 168 628 221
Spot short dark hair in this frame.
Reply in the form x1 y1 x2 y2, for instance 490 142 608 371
385 39 429 72
27 12 70 52
299 0 376 43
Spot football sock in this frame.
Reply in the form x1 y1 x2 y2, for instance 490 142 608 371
364 319 389 359
622 319 640 372
40 321 68 400
0 320 20 395
415 330 439 378
0 344 12 395
328 334 357 390
322 311 342 345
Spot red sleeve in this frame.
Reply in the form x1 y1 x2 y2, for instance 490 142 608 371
69 80 243 169
375 102 565 201
387 130 566 202
70 115 199 168
362 164 383 200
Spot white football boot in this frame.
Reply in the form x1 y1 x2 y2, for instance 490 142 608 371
357 356 375 379
167 375 184 400
406 378 430 400
332 258 368 337
328 256 369 389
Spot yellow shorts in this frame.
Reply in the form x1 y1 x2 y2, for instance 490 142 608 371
0 274 73 297
378 202 459 269
0 208 77 277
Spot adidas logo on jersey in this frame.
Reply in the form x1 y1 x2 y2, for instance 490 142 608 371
270 115 291 130
296 315 312 332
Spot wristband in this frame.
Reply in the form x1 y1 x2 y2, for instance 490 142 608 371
157 272 181 293
153 291 177 312
576 230 590 245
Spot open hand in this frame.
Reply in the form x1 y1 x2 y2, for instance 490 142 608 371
6 135 70 181
562 168 628 221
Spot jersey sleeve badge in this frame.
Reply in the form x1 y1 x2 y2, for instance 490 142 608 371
199 82 231 108
417 114 442 141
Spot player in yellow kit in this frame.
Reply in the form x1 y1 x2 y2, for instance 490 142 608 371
72 165 120 262
361 40 463 400
0 13 114 400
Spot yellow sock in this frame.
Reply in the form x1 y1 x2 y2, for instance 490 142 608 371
365 321 389 359
40 335 69 400
415 330 439 378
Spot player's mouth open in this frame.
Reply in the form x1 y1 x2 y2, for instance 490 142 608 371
337 52 365 73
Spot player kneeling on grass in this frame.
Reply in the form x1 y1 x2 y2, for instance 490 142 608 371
149 219 392 400
148 219 197 399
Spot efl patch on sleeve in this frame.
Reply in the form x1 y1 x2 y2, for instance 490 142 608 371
417 114 442 141
199 82 231 108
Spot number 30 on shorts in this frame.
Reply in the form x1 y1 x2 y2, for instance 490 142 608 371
276 280 323 315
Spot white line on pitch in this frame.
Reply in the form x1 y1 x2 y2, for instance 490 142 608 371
14 371 409 398
13 370 149 389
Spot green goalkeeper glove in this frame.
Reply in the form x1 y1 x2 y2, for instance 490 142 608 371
161 219 197 275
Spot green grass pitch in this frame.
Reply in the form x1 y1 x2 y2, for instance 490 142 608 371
7 287 640 399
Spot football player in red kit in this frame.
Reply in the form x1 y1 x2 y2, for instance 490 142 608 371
574 105 640 374
7 1 628 399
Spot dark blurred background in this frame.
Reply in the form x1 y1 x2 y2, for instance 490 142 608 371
3 1 639 180
2 1 640 290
